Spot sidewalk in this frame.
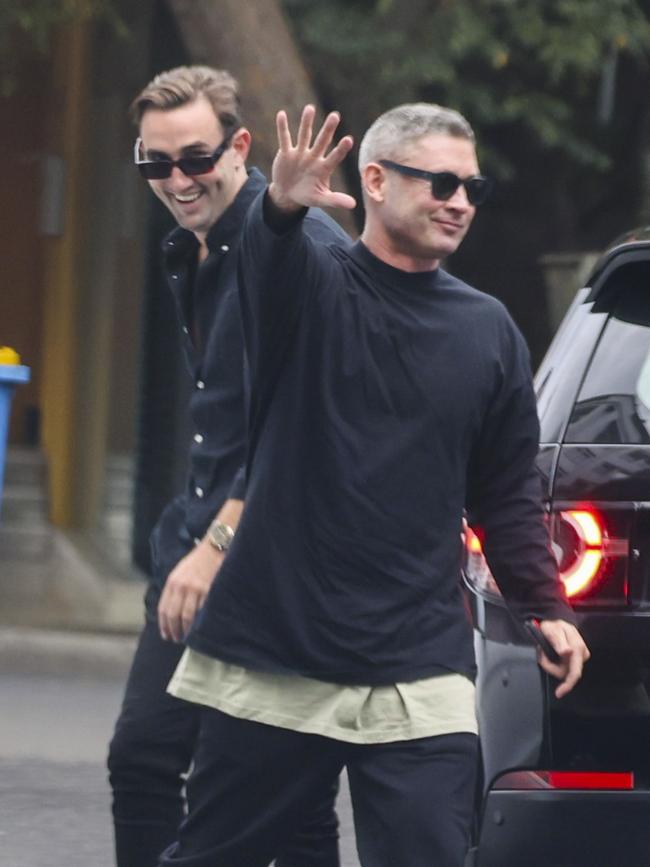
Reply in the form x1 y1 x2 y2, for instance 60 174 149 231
0 571 144 679
0 522 146 632
0 624 138 679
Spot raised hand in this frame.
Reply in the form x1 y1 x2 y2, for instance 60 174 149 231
269 104 356 213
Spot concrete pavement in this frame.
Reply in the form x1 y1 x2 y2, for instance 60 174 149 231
0 624 137 680
0 622 361 866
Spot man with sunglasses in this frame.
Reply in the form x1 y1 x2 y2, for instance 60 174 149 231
160 102 589 867
107 66 347 867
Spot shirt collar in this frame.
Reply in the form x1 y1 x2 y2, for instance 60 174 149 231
161 167 267 260
348 240 441 295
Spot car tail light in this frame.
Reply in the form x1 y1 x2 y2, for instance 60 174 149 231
494 770 634 791
554 510 603 596
552 508 628 602
464 525 501 598
546 772 634 790
463 507 629 605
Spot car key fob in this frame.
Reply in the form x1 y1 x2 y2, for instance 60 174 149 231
524 619 562 665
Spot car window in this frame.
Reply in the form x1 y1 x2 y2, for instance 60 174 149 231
535 292 606 444
565 276 650 444
637 353 650 411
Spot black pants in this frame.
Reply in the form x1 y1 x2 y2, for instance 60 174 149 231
107 616 340 867
159 707 478 867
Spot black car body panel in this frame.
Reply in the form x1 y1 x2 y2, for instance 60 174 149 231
474 789 650 867
553 445 650 501
467 231 650 865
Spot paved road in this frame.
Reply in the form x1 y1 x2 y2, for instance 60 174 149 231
0 667 360 866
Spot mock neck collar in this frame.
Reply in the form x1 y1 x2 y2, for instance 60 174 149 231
348 240 442 295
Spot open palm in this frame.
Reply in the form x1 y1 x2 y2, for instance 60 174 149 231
269 104 357 212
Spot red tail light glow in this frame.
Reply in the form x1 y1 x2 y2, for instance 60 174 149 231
494 770 635 791
466 528 483 555
557 510 603 597
553 508 628 600
463 506 629 605
546 771 634 790
463 525 501 597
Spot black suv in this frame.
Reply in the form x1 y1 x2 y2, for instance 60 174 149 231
465 229 650 866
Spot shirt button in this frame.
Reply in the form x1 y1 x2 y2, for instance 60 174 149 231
194 433 204 444
182 326 189 335
195 486 204 498
196 380 205 390
220 244 229 253
171 274 179 280
168 240 175 247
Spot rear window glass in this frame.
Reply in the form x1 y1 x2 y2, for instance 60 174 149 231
565 264 650 444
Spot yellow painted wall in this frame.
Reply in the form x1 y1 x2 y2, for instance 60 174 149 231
40 24 92 526
4 4 155 537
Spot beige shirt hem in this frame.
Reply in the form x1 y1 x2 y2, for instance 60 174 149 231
169 649 478 745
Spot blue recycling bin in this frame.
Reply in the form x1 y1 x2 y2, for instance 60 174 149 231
0 364 31 514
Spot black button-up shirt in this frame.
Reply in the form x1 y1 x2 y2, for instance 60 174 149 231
149 168 267 591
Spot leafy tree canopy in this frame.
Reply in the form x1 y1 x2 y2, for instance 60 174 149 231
0 0 125 94
283 0 650 177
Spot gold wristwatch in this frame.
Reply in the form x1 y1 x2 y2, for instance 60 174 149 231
206 520 235 552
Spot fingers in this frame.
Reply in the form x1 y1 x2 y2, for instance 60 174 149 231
272 104 353 211
311 110 341 157
325 190 358 210
276 105 351 162
554 654 582 699
180 590 204 641
276 110 292 152
158 584 203 643
536 620 590 699
158 545 223 642
323 134 355 171
158 583 180 642
555 627 590 699
296 104 316 151
277 105 319 153
158 583 184 643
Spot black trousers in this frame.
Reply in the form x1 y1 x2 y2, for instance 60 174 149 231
158 706 478 867
107 616 340 867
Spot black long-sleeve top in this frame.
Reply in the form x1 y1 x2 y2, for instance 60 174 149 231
187 192 575 685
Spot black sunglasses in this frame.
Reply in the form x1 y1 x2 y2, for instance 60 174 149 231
134 133 234 180
379 159 493 206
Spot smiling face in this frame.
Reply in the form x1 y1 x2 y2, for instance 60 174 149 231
361 133 480 272
139 94 250 249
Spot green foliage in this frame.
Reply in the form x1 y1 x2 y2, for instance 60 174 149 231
0 0 126 94
283 0 650 175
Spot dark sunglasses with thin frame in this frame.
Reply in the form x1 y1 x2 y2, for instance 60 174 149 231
379 159 493 206
134 132 234 180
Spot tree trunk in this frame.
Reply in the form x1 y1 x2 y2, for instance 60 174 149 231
165 0 356 234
